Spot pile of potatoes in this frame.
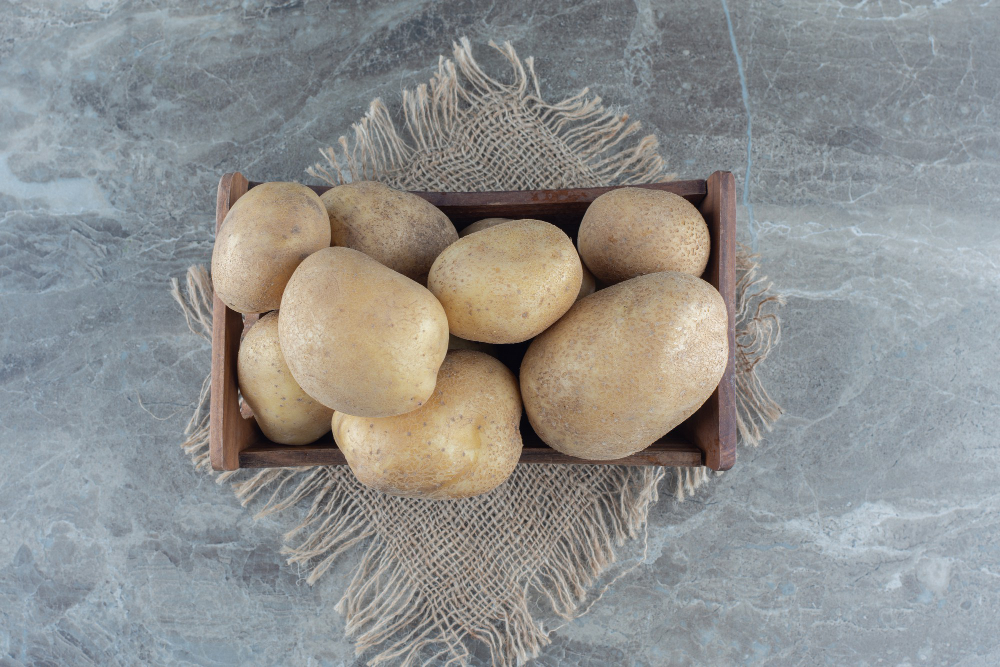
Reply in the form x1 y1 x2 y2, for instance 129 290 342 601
212 181 728 500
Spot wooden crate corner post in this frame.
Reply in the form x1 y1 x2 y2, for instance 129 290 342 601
690 171 737 471
209 172 257 471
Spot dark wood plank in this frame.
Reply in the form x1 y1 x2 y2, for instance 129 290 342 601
239 440 704 469
520 442 702 466
210 172 258 471
248 179 708 228
251 179 706 201
412 181 708 226
239 442 345 468
689 171 737 471
242 313 261 334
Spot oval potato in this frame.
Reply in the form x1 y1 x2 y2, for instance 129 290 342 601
333 351 522 499
459 217 511 237
278 247 449 417
578 187 710 284
212 182 330 313
320 181 458 284
237 312 333 444
428 219 583 344
520 271 728 460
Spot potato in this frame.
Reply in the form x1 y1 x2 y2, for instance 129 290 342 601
278 247 449 417
427 219 582 344
320 181 458 284
237 312 333 444
333 350 522 499
578 187 710 284
211 182 330 313
577 263 596 301
459 217 511 237
520 271 728 461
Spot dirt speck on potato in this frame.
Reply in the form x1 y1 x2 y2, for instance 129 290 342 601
520 271 728 461
278 247 449 418
428 219 583 344
321 181 458 285
212 182 330 313
333 351 522 500
238 312 333 444
578 187 710 285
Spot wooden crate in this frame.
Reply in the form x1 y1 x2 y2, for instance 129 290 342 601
210 172 736 472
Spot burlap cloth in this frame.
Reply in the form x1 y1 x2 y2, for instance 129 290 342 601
172 38 783 667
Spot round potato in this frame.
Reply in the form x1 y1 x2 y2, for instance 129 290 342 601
520 271 728 461
577 262 596 301
333 351 522 500
459 217 511 237
427 219 583 344
212 182 330 313
278 247 449 417
578 187 710 284
320 181 458 284
237 312 333 445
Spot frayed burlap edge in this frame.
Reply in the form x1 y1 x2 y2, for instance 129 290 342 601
733 245 785 448
306 38 671 190
671 246 785 501
214 466 663 666
172 38 784 666
170 266 214 475
170 242 782 661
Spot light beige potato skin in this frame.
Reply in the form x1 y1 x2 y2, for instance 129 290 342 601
320 181 458 284
520 271 729 461
278 247 449 418
212 182 330 313
237 312 333 444
577 263 596 301
458 217 511 237
578 187 710 284
333 351 523 499
427 219 583 344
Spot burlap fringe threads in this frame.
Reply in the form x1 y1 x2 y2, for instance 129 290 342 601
211 465 660 666
170 266 214 474
170 243 782 663
173 38 784 667
674 247 786 501
307 38 670 191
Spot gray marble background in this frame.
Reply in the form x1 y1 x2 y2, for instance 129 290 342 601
1 0 998 664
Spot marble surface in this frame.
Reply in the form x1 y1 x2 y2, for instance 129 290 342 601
2 0 998 664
